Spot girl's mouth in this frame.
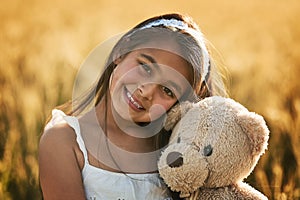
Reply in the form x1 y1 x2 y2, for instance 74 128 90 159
124 87 145 110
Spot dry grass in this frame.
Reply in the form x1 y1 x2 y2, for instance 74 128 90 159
0 0 299 199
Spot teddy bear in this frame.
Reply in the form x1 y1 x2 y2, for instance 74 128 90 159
158 96 269 199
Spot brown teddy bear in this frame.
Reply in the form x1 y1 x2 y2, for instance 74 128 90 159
158 96 269 199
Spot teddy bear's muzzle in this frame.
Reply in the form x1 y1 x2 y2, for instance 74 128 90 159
166 151 183 168
158 144 210 198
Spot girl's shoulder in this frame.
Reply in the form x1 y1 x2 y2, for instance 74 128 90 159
39 117 86 198
39 111 85 170
40 122 76 147
39 122 83 165
40 109 81 148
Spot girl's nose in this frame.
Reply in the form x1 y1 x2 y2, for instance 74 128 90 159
138 83 157 100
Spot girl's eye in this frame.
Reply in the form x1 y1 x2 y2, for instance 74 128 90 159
139 62 152 75
162 86 175 98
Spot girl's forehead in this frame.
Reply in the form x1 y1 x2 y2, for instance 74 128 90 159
134 38 183 57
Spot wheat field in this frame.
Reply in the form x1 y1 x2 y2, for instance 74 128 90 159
0 0 299 199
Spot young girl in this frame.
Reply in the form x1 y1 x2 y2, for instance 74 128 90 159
39 13 227 200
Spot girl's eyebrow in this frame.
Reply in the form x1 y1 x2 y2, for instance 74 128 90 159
140 53 160 69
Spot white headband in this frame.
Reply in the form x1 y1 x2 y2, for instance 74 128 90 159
140 18 210 84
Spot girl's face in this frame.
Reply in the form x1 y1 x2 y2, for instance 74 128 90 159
109 41 193 123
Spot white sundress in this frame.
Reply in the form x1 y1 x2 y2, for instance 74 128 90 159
45 109 172 200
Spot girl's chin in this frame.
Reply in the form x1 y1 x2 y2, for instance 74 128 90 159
135 121 151 127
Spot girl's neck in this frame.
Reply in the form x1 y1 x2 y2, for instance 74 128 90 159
78 95 162 173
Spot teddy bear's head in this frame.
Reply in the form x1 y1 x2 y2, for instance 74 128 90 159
158 96 269 198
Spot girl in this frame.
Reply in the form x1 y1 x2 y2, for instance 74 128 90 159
39 13 227 199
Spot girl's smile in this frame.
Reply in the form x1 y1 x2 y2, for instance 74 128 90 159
124 86 145 111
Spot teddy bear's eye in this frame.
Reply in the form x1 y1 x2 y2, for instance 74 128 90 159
177 137 181 143
204 145 213 156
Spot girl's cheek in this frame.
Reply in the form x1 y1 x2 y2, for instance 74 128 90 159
148 104 167 120
120 67 144 83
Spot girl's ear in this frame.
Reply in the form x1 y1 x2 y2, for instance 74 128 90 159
112 48 125 65
113 55 123 65
164 101 193 131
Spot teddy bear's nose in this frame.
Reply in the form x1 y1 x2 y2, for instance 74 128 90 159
166 151 183 168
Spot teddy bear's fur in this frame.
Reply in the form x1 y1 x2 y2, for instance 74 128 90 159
158 96 269 199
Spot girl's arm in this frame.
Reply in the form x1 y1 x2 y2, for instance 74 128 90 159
39 124 86 200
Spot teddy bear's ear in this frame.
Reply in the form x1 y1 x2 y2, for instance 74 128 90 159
236 112 269 156
164 101 194 131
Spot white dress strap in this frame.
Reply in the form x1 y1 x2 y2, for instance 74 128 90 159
64 116 89 164
46 109 89 164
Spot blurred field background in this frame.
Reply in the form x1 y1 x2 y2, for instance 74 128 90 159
0 0 299 199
